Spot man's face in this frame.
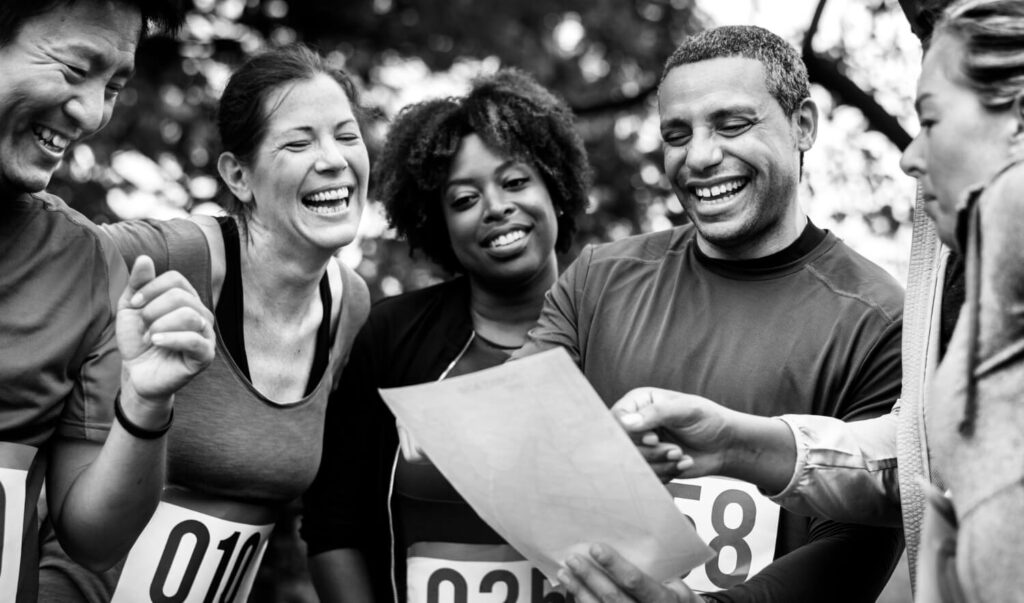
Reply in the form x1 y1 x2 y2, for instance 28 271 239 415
0 0 141 196
659 57 817 259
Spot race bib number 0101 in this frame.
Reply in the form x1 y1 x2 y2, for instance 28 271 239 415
112 501 273 603
407 551 570 603
0 443 35 599
668 476 781 593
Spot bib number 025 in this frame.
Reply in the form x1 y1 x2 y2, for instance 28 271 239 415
668 476 781 593
408 556 571 603
112 502 273 603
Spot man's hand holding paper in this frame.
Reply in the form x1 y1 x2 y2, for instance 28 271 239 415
377 347 713 585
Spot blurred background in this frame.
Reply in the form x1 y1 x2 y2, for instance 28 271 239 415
54 0 925 600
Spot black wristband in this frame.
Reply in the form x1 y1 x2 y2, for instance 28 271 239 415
114 392 173 439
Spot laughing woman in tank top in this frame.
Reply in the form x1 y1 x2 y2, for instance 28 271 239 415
301 68 591 603
37 43 371 602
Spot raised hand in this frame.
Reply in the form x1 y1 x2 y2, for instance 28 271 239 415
117 255 215 404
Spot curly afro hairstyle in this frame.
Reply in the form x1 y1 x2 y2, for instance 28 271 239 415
375 68 591 275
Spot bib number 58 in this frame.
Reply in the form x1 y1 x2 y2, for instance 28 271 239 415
668 477 781 593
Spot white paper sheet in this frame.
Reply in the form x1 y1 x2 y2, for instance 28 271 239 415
379 347 713 583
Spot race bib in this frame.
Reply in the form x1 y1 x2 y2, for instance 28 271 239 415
407 543 569 603
669 476 781 593
112 493 274 603
0 443 35 598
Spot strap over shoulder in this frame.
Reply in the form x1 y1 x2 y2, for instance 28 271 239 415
897 184 946 588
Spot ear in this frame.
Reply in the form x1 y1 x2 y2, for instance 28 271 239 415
216 152 253 203
793 96 819 153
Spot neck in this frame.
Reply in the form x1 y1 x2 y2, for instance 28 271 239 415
239 220 331 317
698 209 808 260
468 259 557 348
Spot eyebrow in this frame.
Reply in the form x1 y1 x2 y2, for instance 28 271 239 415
446 159 520 187
660 105 757 130
276 119 359 136
63 43 136 78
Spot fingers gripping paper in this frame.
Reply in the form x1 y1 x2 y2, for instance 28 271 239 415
379 347 713 583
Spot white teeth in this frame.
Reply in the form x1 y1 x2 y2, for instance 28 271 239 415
488 230 526 248
303 187 351 204
694 179 745 200
34 126 69 152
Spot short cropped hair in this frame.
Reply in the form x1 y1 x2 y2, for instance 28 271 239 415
660 25 810 117
0 0 185 46
376 68 591 275
217 43 369 227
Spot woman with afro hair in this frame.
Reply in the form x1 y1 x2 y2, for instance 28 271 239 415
301 68 591 602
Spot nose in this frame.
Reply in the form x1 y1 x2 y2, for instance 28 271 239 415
685 129 724 173
63 83 109 135
315 138 349 173
899 133 925 178
482 186 515 222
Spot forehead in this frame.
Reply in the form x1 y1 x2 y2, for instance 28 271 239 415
19 0 142 62
659 56 774 117
918 34 967 100
262 74 356 132
450 134 514 178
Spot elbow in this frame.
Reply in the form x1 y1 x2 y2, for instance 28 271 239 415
59 538 131 573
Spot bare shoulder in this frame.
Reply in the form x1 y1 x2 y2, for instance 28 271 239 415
189 214 226 302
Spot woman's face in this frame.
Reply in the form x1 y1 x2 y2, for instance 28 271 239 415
243 74 369 253
900 33 1017 248
442 134 559 287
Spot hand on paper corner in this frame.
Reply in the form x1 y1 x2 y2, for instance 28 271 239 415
397 420 430 464
558 543 703 603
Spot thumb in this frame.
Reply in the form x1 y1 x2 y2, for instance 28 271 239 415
125 255 156 302
618 390 702 433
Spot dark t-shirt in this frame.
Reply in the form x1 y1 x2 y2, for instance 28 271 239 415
517 223 905 602
0 192 122 602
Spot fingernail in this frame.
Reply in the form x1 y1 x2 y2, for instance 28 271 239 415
556 569 571 584
131 292 143 307
620 413 642 427
566 555 583 571
678 456 695 470
590 543 609 562
666 448 682 460
641 432 659 446
151 333 166 345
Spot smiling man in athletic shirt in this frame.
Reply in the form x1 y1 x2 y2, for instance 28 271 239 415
516 25 905 603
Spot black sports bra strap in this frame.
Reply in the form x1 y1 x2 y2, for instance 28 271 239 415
214 216 332 395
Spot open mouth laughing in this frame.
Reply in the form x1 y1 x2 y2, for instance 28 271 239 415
690 178 749 203
301 186 352 215
33 125 71 155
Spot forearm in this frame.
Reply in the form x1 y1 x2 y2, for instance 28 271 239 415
705 519 902 603
49 386 170 570
768 413 901 526
717 411 798 494
309 549 376 603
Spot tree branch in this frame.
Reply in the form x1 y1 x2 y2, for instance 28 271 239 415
801 0 911 150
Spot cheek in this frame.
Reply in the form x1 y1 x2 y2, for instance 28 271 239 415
443 211 479 255
663 148 685 175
